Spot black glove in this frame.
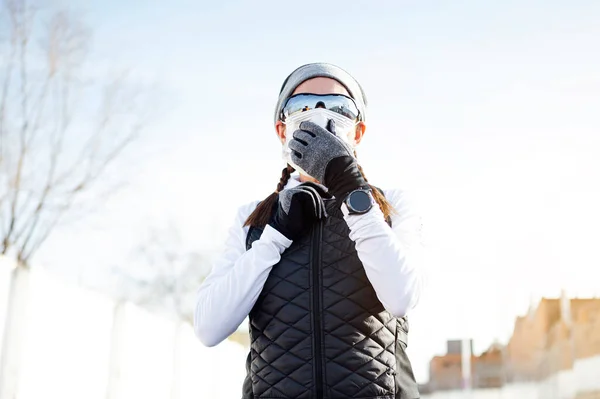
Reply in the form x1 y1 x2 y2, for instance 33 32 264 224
288 120 368 204
268 182 331 240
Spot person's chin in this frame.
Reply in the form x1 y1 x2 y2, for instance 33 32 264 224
299 175 319 184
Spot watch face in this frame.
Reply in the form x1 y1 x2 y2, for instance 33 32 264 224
348 190 372 212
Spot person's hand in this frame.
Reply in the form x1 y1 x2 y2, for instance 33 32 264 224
288 121 368 203
268 182 331 240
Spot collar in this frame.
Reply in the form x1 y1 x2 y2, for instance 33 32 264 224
282 174 331 197
283 173 302 190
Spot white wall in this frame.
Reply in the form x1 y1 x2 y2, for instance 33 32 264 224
0 258 13 348
423 383 539 399
0 262 248 399
538 370 576 399
420 359 600 399
574 355 600 394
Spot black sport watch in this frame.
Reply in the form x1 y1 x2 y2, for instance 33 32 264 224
344 188 373 214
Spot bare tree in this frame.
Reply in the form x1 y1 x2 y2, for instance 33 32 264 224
0 1 144 265
0 1 147 397
134 226 209 320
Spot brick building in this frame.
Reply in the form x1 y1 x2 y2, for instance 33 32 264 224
428 350 465 391
472 343 504 388
572 301 600 360
506 295 600 381
427 339 502 391
505 298 562 381
425 294 600 394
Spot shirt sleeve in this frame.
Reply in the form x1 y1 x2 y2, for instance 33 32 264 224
341 188 425 318
193 201 293 347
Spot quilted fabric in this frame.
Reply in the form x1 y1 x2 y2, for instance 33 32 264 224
248 230 315 398
243 197 418 399
320 202 397 398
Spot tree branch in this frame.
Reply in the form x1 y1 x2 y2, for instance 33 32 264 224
2 0 34 254
1 1 148 265
0 17 17 165
9 10 83 249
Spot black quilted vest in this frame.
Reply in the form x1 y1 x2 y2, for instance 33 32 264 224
241 196 420 399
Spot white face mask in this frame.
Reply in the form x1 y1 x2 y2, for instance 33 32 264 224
282 108 358 176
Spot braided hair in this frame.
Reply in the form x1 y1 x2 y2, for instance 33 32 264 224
243 165 294 227
243 155 395 228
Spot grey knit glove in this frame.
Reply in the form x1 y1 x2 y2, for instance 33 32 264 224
269 182 330 240
280 182 329 219
288 121 368 202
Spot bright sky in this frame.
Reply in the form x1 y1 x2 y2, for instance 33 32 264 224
34 0 600 383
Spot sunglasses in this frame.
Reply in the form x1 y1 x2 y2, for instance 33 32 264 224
280 94 361 122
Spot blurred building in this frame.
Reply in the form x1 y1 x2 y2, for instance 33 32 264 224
447 339 473 355
473 343 504 388
506 294 600 382
505 298 561 381
427 344 464 391
426 339 503 392
424 294 600 394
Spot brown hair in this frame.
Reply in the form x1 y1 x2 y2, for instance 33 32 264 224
243 153 395 228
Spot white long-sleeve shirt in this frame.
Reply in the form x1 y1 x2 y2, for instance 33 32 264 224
194 175 424 347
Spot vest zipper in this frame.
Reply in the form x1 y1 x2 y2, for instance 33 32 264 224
311 220 324 399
